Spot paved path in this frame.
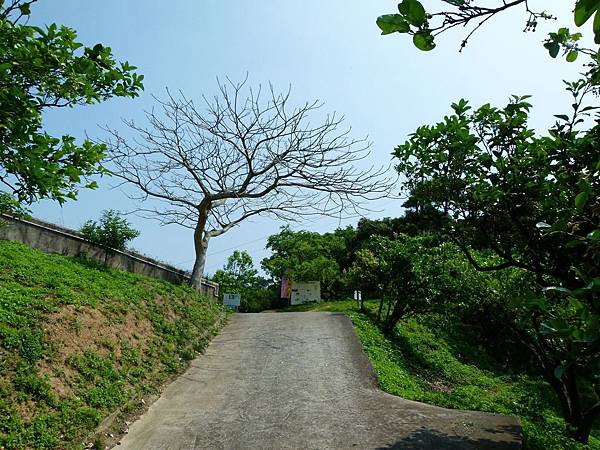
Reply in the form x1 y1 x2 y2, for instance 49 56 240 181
117 313 521 449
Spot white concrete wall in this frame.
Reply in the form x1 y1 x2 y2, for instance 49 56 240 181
0 214 219 300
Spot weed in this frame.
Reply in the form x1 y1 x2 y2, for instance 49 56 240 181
0 241 227 449
179 348 196 361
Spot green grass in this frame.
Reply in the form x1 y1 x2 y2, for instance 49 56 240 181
0 240 227 449
276 299 600 450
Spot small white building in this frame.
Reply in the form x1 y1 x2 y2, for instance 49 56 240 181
290 281 321 305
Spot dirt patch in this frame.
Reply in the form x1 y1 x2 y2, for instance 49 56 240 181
14 399 37 423
36 305 155 398
86 312 229 450
428 380 454 393
153 295 179 323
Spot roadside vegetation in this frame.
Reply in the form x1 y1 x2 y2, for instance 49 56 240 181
212 250 276 313
223 162 600 447
276 300 600 450
80 210 140 265
0 0 598 448
0 241 227 449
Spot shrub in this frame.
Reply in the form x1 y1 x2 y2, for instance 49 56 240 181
80 210 140 264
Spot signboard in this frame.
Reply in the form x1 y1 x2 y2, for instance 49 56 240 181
223 293 241 308
290 281 321 305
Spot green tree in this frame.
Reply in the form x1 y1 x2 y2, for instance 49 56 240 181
261 227 348 299
213 250 259 294
213 250 273 312
0 191 30 219
347 247 380 311
376 0 600 54
348 198 448 255
394 86 600 443
377 0 600 442
0 0 144 206
80 210 140 264
349 235 446 333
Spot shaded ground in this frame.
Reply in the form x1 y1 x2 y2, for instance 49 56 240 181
117 313 521 449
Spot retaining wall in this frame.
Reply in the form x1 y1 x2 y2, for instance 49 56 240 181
0 214 219 300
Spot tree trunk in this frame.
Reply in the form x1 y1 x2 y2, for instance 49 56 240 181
543 366 600 444
511 326 597 444
189 203 212 290
190 247 207 289
190 225 210 290
377 297 384 322
384 309 402 335
575 405 600 444
575 416 593 444
545 371 576 425
385 297 392 321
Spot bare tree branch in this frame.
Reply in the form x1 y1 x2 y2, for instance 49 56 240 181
102 78 395 286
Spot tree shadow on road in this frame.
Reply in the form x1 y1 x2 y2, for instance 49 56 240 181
376 425 521 450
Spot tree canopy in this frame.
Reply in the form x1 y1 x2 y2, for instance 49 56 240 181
105 79 392 288
394 76 600 446
261 227 348 298
377 0 600 54
212 250 274 312
80 209 140 264
379 0 600 440
0 0 143 206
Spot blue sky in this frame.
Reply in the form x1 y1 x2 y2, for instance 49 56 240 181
29 1 588 275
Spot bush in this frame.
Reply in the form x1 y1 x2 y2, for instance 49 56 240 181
213 250 278 312
80 210 140 264
239 290 277 313
0 192 30 219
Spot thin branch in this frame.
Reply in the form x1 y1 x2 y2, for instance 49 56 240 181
102 79 395 248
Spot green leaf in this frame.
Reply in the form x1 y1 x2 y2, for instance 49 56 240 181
574 0 599 26
544 42 560 58
588 230 600 240
543 286 572 295
413 32 436 51
18 3 31 15
575 191 589 210
565 239 585 249
376 14 410 35
566 50 578 62
398 0 427 27
594 9 600 43
554 366 565 379
594 8 600 32
553 114 569 121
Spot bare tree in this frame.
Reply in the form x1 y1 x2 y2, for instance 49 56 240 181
104 79 393 289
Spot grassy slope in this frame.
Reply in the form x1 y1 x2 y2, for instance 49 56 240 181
276 300 600 450
0 241 227 449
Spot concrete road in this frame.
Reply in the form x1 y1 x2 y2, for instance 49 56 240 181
117 313 521 449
